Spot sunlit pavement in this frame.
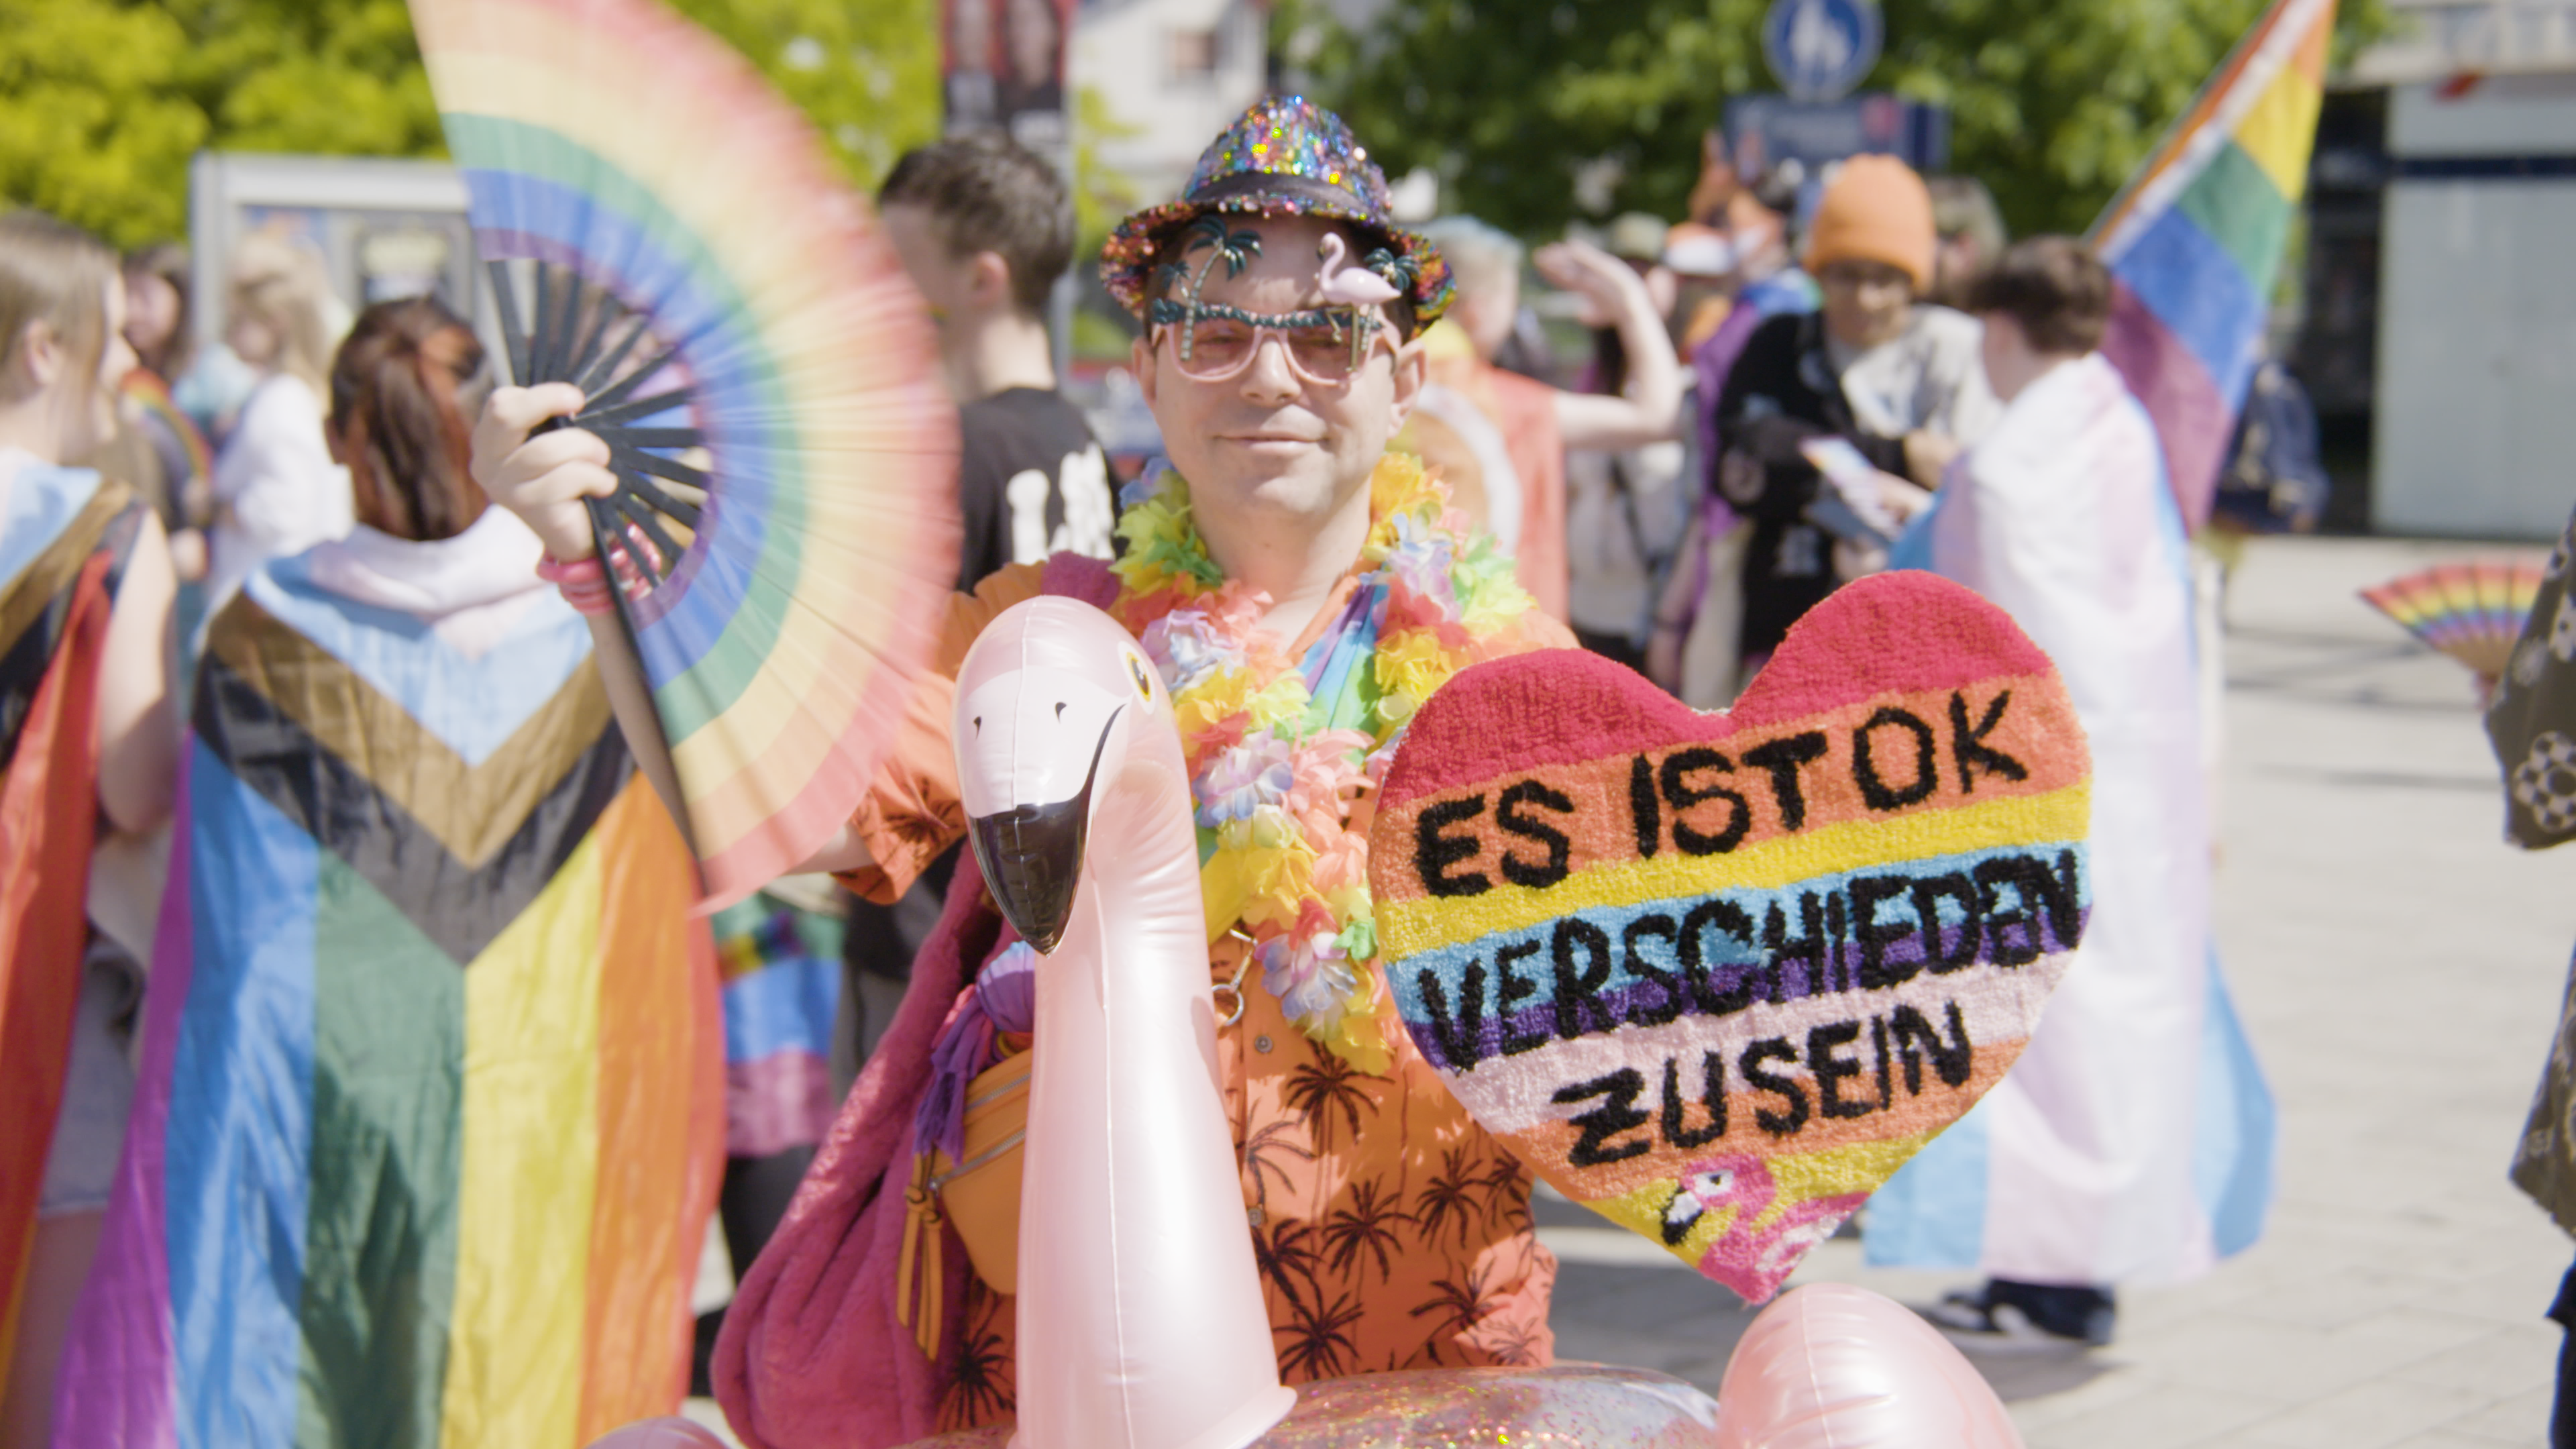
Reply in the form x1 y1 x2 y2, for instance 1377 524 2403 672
678 1397 743 1446
1544 531 2576 1448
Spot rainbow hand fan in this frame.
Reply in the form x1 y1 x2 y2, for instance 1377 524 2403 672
2360 559 2544 680
411 0 961 906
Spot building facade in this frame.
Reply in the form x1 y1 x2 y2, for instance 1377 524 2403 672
1070 0 1270 207
2354 0 2576 537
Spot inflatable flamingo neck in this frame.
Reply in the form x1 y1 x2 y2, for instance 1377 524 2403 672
953 598 1296 1449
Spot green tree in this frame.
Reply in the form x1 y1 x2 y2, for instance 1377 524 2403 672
0 0 936 250
1287 0 2390 239
0 1 211 247
1071 84 1142 260
1 0 449 247
184 0 445 162
664 0 941 184
1875 0 2380 237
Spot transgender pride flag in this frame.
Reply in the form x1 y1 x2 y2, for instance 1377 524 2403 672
2092 0 2338 531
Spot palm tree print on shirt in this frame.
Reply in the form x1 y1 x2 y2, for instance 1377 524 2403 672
1412 1145 1485 1250
1277 1284 1369 1381
941 1282 1016 1430
1321 1179 1411 1282
1407 1258 1499 1362
1282 1053 1379 1154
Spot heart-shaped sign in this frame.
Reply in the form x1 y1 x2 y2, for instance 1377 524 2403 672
1368 572 2089 1302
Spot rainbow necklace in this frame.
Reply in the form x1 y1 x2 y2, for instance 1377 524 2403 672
1110 454 1532 1068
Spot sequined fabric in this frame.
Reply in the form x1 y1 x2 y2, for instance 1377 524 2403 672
1100 96 1453 332
898 1365 1723 1448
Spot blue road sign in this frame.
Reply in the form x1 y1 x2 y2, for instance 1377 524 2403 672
1726 93 1949 177
1762 0 1884 103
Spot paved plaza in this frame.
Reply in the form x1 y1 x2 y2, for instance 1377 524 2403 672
1542 533 2576 1448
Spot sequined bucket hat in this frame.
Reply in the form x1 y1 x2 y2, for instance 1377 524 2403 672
1100 96 1453 334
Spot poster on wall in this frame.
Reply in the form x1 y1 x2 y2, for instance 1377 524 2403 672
191 154 480 355
943 0 1075 155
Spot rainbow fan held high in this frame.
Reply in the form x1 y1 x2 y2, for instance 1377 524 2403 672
409 0 961 906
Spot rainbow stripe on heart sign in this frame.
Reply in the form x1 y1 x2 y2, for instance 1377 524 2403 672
1368 572 2091 1302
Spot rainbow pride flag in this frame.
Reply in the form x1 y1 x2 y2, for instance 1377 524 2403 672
713 894 843 1158
2093 0 2337 531
120 370 211 492
0 467 144 1374
57 557 724 1449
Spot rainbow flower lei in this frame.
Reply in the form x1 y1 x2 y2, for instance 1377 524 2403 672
1111 453 1533 1069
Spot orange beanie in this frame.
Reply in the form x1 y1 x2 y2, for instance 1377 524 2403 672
1803 155 1937 290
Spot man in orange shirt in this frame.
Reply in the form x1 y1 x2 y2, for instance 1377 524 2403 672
473 98 1576 1448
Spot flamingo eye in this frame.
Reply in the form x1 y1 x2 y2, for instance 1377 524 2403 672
1127 653 1152 699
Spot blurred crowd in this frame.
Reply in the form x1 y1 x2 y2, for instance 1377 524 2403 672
71 130 2338 754
0 99 2355 1448
1378 140 2330 716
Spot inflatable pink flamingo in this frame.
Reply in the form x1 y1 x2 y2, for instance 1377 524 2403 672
588 598 2025 1449
949 595 1295 1449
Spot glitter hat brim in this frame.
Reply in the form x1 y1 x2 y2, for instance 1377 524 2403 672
1101 189 1454 335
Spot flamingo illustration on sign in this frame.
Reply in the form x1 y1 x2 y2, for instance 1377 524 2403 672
1660 1155 1872 1303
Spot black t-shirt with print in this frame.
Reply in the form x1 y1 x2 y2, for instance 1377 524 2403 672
843 386 1122 1015
953 387 1119 591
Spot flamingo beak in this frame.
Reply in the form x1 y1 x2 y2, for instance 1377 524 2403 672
965 708 1120 955
1662 1187 1704 1247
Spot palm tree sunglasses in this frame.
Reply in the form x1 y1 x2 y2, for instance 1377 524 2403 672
1145 299 1391 384
1144 215 1406 384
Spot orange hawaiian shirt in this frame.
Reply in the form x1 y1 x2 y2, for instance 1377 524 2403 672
839 557 1576 1430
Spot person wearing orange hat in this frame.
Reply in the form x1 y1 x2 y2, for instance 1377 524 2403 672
1706 153 1998 677
1652 182 1819 706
